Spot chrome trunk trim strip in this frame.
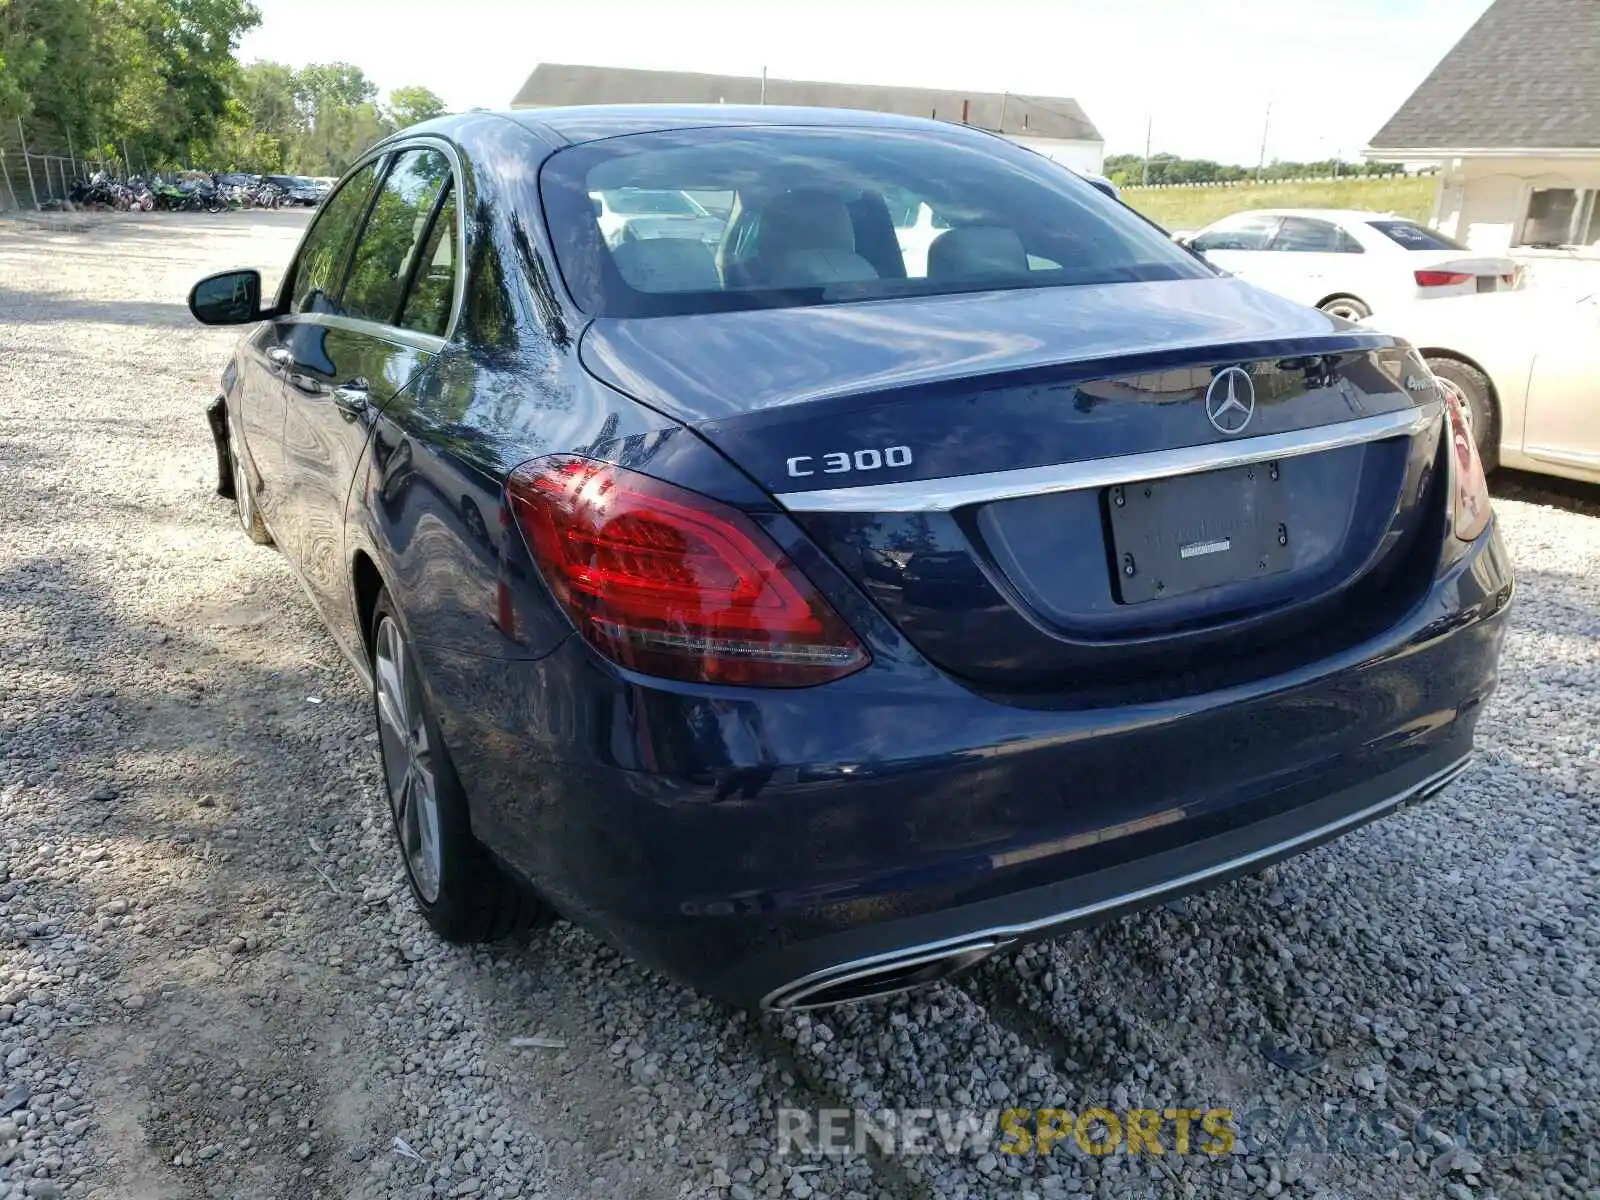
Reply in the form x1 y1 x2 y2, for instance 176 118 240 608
775 402 1441 514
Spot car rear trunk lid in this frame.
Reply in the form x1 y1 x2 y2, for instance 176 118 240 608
581 279 1447 696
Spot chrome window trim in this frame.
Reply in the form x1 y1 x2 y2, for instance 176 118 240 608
286 312 446 356
763 752 1473 1010
775 401 1442 514
284 134 469 344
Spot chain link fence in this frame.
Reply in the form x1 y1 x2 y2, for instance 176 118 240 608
0 117 128 212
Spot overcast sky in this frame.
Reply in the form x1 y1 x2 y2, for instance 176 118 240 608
239 0 1493 164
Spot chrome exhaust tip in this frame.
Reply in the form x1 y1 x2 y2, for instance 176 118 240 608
764 939 1006 1011
1414 754 1474 801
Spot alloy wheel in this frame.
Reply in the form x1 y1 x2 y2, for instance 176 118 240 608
374 616 443 902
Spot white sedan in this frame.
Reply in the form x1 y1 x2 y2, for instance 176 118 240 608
1360 290 1600 482
1185 209 1520 321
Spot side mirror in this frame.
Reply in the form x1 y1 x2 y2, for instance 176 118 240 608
590 195 604 218
189 269 263 325
1081 175 1120 201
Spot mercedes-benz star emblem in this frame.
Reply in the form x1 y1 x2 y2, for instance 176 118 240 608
1205 366 1256 435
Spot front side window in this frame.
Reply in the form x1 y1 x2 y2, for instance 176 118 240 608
289 162 380 314
540 126 1210 317
1191 214 1281 252
1368 219 1467 251
343 148 453 326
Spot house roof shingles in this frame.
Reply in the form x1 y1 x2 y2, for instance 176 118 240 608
1369 0 1600 152
510 63 1102 143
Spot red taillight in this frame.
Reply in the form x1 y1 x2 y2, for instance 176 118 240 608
1415 269 1474 288
505 456 869 687
1439 381 1491 541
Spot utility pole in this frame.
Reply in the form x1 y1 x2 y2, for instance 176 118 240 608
1256 101 1272 180
1000 91 1010 133
1141 113 1153 186
759 65 767 104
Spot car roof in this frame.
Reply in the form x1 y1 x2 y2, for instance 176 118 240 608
496 103 979 145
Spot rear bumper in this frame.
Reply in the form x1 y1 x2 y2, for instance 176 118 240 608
755 744 1473 1008
433 522 1512 1008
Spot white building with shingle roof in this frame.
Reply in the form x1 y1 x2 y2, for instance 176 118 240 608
511 64 1105 173
1367 0 1600 255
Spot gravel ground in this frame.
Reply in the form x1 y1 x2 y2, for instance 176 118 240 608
0 209 1597 1200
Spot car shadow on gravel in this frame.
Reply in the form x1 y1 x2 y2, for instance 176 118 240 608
0 543 398 1196
1494 470 1600 519
0 289 194 329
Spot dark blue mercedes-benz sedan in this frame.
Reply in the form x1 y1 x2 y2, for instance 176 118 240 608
189 105 1511 1010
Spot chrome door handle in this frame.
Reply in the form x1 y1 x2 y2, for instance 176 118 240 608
265 346 293 370
331 381 371 419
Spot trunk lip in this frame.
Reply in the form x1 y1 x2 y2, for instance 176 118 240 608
777 400 1443 514
578 277 1373 425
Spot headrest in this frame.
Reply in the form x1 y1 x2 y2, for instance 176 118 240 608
611 237 721 293
758 191 857 256
927 225 1030 280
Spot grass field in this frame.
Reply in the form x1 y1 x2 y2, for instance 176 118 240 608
1121 175 1436 232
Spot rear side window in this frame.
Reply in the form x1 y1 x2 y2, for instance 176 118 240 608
290 162 380 314
1367 220 1466 250
1271 217 1345 252
400 185 458 337
343 148 453 326
539 126 1209 317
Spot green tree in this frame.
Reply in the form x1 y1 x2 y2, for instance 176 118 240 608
387 84 445 129
290 61 387 175
211 58 299 169
0 0 55 123
295 61 376 121
0 0 257 168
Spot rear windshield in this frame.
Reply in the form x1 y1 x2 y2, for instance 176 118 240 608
1367 220 1467 251
540 126 1210 317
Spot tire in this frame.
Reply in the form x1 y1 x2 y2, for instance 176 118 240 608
227 407 273 545
1318 295 1372 321
370 589 545 943
1426 355 1500 471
